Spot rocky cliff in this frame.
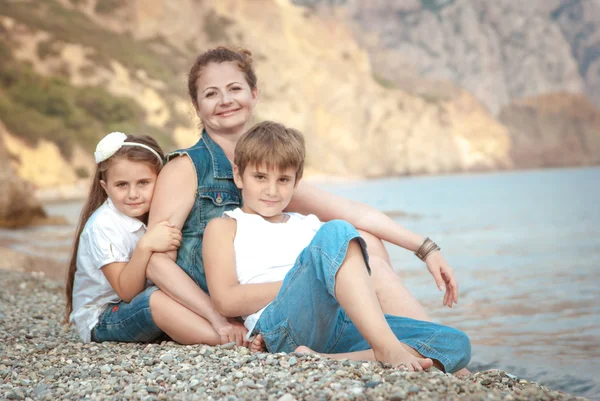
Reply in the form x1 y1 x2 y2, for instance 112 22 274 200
0 122 47 228
499 93 600 168
0 0 513 196
293 0 599 114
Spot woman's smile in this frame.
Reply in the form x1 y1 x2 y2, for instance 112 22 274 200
216 108 240 117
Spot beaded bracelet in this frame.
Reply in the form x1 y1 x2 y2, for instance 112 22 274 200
415 237 441 262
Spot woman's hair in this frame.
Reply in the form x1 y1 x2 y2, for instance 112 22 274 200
187 46 258 109
235 121 306 181
64 134 164 323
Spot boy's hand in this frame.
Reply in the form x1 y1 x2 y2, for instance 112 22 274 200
424 251 458 307
213 318 250 348
141 221 182 253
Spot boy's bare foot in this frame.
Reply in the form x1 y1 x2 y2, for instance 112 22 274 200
250 334 266 353
374 345 433 372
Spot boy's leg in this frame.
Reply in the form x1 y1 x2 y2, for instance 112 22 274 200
254 221 360 353
256 220 431 371
326 313 471 374
331 237 433 371
357 230 431 321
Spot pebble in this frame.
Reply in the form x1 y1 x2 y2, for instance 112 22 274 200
0 269 587 401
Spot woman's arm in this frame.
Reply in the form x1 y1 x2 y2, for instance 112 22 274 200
287 181 424 251
203 218 282 317
144 157 231 327
288 181 458 306
102 222 181 302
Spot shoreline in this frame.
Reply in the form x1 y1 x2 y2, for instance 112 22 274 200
32 165 600 204
0 268 591 400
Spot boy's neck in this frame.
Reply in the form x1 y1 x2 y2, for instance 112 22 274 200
239 206 286 224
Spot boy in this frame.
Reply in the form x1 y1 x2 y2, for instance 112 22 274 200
203 121 470 372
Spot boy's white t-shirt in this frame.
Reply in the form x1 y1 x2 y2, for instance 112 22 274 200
222 208 323 338
69 198 147 343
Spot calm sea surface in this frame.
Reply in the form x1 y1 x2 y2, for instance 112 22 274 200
2 167 599 399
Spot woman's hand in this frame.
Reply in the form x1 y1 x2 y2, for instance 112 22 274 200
424 251 458 307
212 317 250 347
141 221 182 253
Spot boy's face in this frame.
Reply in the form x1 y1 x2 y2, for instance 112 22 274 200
234 163 299 223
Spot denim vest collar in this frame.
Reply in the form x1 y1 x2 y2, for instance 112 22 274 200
201 130 233 179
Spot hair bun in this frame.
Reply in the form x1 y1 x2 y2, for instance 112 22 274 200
239 48 253 65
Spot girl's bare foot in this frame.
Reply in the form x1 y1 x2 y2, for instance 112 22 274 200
250 334 266 353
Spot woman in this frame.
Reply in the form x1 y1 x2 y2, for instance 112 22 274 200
145 47 460 351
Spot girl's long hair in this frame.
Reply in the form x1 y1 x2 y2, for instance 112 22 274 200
64 134 164 323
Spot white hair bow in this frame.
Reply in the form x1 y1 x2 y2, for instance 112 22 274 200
94 132 163 166
94 132 128 163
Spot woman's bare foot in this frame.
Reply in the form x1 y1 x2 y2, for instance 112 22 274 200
250 334 266 353
454 368 471 377
295 345 319 355
374 345 433 372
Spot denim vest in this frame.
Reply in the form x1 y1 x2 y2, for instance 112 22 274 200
167 131 241 293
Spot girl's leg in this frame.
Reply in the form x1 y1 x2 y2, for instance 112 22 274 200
357 230 431 321
149 290 221 345
333 239 433 371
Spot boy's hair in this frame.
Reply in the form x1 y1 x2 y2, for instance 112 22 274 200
64 134 164 323
235 121 306 181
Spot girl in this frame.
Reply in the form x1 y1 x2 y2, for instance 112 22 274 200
203 121 471 373
65 132 223 345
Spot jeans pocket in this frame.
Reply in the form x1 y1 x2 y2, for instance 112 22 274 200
260 318 299 353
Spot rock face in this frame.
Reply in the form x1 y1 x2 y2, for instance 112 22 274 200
0 0 513 182
0 131 47 228
293 0 597 114
499 93 600 168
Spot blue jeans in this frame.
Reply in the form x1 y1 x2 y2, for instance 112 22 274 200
254 220 471 373
91 286 164 343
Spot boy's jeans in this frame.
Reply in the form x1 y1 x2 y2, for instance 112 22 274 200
254 220 471 373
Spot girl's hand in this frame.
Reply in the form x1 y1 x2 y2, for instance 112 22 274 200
142 221 182 253
424 251 458 307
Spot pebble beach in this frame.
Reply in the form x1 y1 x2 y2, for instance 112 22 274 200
0 269 590 401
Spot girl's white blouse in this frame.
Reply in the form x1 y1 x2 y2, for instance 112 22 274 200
70 198 147 342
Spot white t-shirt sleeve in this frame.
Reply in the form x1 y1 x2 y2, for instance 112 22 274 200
302 214 323 233
87 224 131 270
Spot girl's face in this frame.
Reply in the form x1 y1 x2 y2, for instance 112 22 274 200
194 61 258 135
100 158 158 220
234 164 299 223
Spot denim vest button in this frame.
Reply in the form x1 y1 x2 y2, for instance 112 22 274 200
216 194 223 204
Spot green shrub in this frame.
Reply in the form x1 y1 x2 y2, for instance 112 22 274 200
75 87 142 123
0 1 181 85
37 40 61 59
0 56 175 158
75 166 90 178
204 11 233 43
95 0 123 14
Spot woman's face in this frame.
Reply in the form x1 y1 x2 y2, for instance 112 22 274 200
194 61 258 135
